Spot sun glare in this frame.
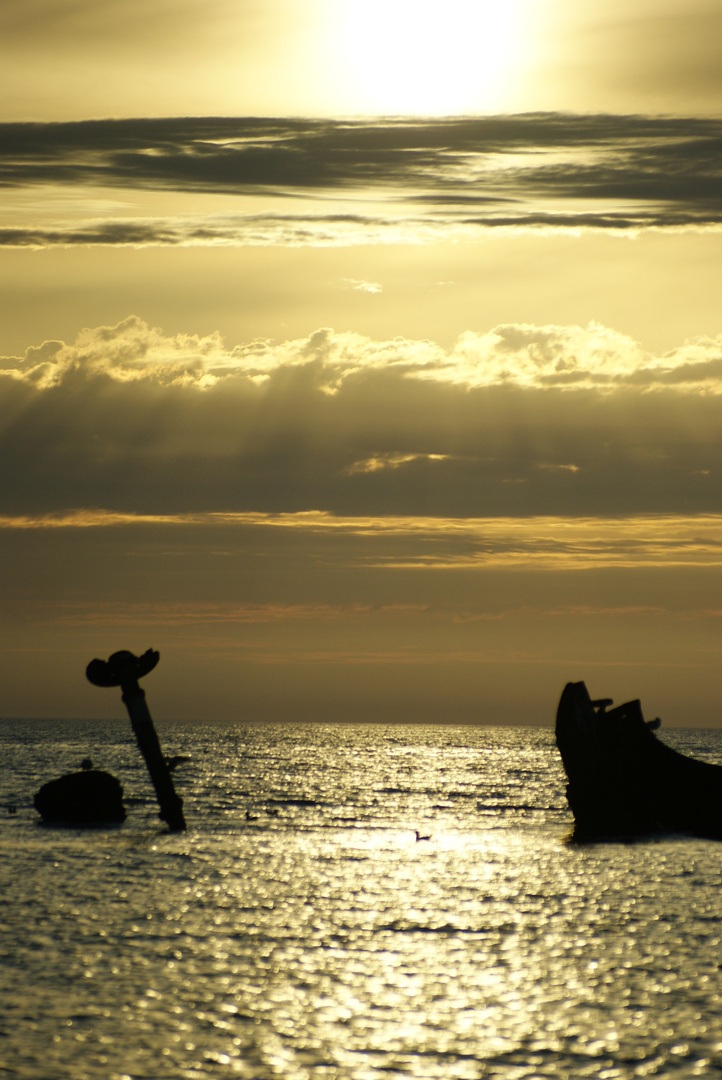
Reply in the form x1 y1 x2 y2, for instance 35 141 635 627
339 0 523 115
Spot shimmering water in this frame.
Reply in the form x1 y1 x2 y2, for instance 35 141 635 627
2 719 722 1080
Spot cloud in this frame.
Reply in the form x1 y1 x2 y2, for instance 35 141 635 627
342 453 449 475
1 114 721 246
3 316 722 520
48 599 377 627
341 278 383 293
3 507 722 571
10 211 719 251
0 214 443 250
4 313 721 392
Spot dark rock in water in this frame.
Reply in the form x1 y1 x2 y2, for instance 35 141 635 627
556 681 722 841
34 769 125 825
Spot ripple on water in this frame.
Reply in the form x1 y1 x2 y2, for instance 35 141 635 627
1 721 722 1078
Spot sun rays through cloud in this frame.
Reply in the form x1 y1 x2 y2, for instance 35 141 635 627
2 1 722 721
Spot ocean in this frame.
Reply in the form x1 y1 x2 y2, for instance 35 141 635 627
1 718 722 1080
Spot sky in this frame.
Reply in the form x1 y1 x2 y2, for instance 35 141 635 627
1 1 722 725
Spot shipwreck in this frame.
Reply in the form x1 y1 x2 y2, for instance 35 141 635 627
34 760 125 826
34 649 185 831
556 681 722 841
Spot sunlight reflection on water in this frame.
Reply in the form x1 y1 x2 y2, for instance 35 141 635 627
1 721 722 1078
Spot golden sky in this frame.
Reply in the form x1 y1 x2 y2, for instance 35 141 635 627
3 0 722 119
1 1 722 724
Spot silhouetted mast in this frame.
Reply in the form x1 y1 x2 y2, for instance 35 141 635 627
86 649 186 832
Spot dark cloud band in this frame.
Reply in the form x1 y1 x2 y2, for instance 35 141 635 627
1 114 721 243
2 317 722 519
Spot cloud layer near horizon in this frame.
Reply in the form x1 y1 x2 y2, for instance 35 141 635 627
5 508 722 572
2 114 722 247
2 315 722 519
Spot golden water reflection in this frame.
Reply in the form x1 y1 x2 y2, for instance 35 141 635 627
2 721 721 1078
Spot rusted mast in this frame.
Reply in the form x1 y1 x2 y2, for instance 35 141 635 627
86 649 186 831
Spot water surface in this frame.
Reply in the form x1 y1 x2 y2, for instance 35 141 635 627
1 720 721 1079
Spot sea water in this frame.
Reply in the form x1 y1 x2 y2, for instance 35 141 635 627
1 719 722 1080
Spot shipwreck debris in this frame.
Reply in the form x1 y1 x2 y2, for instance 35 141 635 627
87 649 186 832
556 680 722 841
34 766 125 826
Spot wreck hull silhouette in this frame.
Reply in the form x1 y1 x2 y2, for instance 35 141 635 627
34 769 126 826
556 681 722 840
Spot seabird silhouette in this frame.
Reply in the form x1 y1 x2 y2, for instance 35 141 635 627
165 754 191 772
415 830 431 841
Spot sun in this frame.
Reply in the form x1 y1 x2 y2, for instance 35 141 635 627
338 0 523 115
